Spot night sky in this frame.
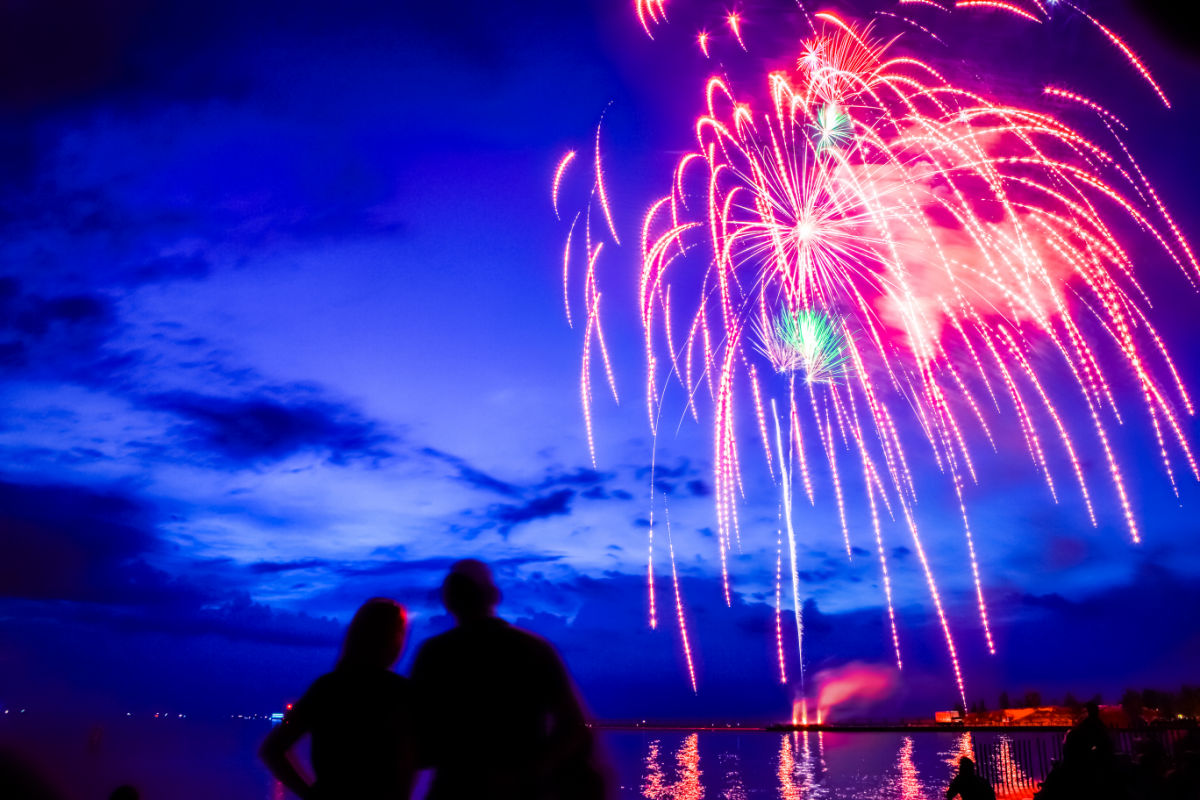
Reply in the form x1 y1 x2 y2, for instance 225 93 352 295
1 0 1199 723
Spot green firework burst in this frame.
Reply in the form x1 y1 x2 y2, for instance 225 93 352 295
757 308 850 384
813 103 853 151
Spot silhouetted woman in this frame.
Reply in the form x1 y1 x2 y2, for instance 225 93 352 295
260 598 416 799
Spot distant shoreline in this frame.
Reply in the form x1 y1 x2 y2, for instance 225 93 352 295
591 721 1196 733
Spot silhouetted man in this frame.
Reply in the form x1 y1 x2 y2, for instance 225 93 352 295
412 559 606 800
1063 701 1113 763
946 757 995 800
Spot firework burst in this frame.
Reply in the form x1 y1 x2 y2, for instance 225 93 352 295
555 2 1196 706
758 309 851 384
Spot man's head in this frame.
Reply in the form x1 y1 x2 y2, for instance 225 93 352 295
442 559 501 622
958 757 975 775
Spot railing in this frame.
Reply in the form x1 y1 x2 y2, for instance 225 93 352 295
971 725 1193 794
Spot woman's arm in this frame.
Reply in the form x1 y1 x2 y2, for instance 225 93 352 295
259 714 315 799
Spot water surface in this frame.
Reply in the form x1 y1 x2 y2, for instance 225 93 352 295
1 718 1043 799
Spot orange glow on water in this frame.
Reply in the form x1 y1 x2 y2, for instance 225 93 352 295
674 733 702 800
642 739 667 798
777 735 800 800
897 737 924 800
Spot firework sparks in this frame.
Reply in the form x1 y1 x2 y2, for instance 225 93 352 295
763 310 851 385
557 3 1197 704
552 150 576 221
954 1 1043 24
814 104 854 151
727 12 746 50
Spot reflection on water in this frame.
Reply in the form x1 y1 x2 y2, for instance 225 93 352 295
777 734 800 800
896 736 924 800
995 734 1033 790
780 731 829 798
717 751 746 800
642 733 702 799
1 717 1051 800
945 731 975 769
628 730 1046 800
642 739 668 798
674 733 703 800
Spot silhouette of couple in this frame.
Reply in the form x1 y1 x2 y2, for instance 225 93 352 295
260 559 607 800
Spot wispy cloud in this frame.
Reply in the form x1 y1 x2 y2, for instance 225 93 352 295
143 388 393 467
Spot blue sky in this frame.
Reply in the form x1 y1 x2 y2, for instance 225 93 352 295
1 0 1199 722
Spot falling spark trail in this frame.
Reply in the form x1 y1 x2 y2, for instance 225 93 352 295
775 533 787 684
955 0 1042 23
727 12 746 50
1066 2 1171 108
666 505 697 692
595 116 621 244
773 399 805 702
552 151 576 221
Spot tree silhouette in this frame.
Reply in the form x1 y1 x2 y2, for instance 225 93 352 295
1121 688 1144 724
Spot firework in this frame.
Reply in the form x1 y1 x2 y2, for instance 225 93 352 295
555 2 1195 706
814 104 854 151
759 309 851 384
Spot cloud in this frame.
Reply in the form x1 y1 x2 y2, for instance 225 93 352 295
486 489 575 537
144 388 392 467
0 280 130 383
129 253 211 283
0 478 182 606
247 558 333 574
536 468 610 490
419 446 520 496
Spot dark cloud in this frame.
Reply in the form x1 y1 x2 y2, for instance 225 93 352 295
247 558 333 575
0 280 130 382
798 568 838 584
685 479 711 497
581 484 634 501
145 388 392 467
636 458 698 481
335 553 565 580
0 445 112 468
486 489 575 537
0 474 346 713
0 478 183 607
419 446 520 496
537 468 609 489
129 253 211 283
440 458 635 536
892 546 912 560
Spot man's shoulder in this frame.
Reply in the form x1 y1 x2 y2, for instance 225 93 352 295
417 619 561 660
306 670 340 694
504 622 557 650
499 623 570 673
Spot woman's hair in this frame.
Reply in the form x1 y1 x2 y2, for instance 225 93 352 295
337 598 407 669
